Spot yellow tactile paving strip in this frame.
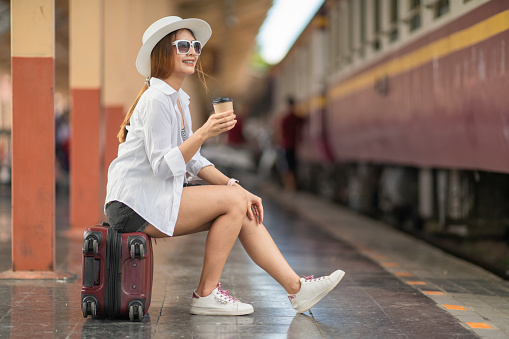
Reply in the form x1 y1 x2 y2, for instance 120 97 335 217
467 323 493 329
424 291 445 296
363 250 496 333
395 272 413 277
407 281 428 285
381 262 398 267
443 305 467 311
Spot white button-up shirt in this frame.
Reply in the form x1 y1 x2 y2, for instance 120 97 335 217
105 77 213 236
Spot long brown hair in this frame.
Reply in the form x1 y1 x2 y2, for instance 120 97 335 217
117 29 208 143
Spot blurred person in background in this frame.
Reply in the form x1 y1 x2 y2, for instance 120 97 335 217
55 109 70 191
278 96 303 191
55 110 70 174
227 103 246 146
105 16 344 316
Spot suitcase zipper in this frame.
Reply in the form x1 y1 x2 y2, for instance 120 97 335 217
105 227 122 318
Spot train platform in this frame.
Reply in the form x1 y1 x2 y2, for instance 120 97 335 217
0 177 508 338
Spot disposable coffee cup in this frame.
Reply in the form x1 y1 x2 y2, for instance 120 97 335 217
212 97 233 114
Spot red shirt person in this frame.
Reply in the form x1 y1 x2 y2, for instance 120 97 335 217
279 97 303 190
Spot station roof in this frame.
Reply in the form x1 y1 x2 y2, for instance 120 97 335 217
0 0 272 98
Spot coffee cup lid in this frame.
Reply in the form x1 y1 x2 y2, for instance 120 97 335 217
213 97 233 104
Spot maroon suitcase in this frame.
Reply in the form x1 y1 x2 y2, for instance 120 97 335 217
81 223 154 321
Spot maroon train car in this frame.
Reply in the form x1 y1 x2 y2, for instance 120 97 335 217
270 0 509 239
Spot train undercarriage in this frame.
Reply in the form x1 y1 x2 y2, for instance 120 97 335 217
297 161 509 278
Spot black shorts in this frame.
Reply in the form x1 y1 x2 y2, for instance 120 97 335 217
105 201 149 233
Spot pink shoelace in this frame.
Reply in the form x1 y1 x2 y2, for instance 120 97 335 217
288 275 327 301
302 275 326 282
217 282 238 302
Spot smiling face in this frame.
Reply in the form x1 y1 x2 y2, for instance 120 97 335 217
171 30 199 79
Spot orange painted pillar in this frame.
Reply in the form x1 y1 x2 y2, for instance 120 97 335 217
10 0 55 272
69 0 103 229
103 0 126 188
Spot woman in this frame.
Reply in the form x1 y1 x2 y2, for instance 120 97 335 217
105 16 345 316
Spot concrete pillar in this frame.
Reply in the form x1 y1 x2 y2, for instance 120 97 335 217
123 1 148 114
103 0 179 187
69 0 103 228
123 0 178 108
9 0 55 273
103 0 126 189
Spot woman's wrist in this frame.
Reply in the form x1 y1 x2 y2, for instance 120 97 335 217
227 178 239 186
193 128 207 143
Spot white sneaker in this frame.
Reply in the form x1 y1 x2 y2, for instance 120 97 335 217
190 283 254 316
288 270 345 313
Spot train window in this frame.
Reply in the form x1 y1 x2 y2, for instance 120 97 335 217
389 0 399 42
329 30 334 71
360 0 366 57
339 2 351 64
409 0 422 32
328 6 340 72
373 0 381 51
434 0 449 18
335 5 341 71
348 0 354 57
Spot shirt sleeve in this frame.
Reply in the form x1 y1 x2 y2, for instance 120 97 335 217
187 150 214 177
185 127 214 177
143 93 186 180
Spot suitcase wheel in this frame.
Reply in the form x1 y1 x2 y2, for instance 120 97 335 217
84 239 99 256
82 300 97 318
130 243 145 260
130 244 135 260
82 296 98 318
84 232 100 256
128 235 147 260
93 239 98 255
128 303 144 322
91 301 97 317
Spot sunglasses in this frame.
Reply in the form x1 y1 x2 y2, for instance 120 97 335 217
171 40 202 55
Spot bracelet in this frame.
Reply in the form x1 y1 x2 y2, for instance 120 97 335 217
227 178 239 186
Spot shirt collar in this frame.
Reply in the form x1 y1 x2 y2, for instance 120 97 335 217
149 77 190 106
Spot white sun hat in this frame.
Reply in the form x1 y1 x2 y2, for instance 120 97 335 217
135 16 212 77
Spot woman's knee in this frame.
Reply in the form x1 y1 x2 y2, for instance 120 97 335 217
225 187 248 216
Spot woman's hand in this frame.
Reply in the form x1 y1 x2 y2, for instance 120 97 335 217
244 190 264 224
195 166 264 223
197 111 237 140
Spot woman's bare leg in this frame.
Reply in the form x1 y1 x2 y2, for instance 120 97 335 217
238 217 301 294
144 185 248 297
